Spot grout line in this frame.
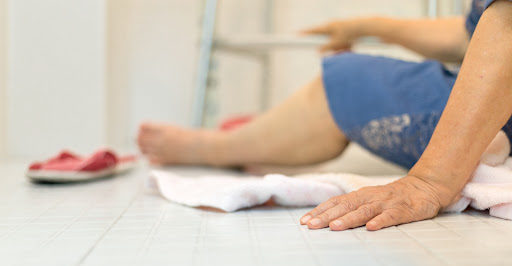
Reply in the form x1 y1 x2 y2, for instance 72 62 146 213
396 225 449 266
76 187 142 266
37 192 108 249
351 227 385 266
136 205 166 259
187 208 208 266
0 189 76 241
290 208 322 266
473 213 510 235
247 210 261 266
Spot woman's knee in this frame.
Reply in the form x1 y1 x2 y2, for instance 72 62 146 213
323 52 375 74
321 53 379 94
302 75 326 100
307 53 373 97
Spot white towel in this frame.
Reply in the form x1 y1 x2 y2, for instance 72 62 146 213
147 158 512 220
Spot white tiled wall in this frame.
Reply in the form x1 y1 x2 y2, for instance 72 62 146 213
6 0 107 159
0 0 471 159
2 0 201 158
268 0 428 107
0 0 6 160
212 0 471 124
106 0 200 150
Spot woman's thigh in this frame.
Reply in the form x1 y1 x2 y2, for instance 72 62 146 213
322 53 458 168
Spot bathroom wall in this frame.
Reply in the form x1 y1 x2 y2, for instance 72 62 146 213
6 0 107 158
3 0 200 158
0 0 471 158
106 0 200 150
212 0 471 124
0 0 6 159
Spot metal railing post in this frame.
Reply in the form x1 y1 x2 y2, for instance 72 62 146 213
193 0 219 127
427 0 439 17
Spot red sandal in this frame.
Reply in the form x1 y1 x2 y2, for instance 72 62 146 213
27 149 137 183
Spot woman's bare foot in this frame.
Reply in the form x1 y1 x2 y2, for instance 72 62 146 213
137 122 228 166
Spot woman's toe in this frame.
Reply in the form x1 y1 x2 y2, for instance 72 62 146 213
137 136 149 152
139 122 159 133
139 144 149 154
148 155 163 165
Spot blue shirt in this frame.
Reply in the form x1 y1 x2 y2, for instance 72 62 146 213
466 0 510 36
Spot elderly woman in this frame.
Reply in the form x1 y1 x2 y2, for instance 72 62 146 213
138 0 512 231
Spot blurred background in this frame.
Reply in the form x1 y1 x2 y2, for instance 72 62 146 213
0 0 471 161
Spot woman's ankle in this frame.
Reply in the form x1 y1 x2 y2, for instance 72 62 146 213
198 130 233 167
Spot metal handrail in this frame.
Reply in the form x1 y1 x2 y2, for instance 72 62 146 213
193 0 466 127
193 0 218 127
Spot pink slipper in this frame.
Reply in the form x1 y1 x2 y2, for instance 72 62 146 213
27 149 137 183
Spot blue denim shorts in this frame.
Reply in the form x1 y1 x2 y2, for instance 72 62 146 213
322 53 512 169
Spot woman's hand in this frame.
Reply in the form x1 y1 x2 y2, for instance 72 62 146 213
300 175 457 231
302 17 468 62
301 18 371 54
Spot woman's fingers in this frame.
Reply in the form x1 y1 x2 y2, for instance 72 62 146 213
300 23 332 35
301 22 353 54
329 203 383 231
301 175 448 231
300 193 356 225
300 195 342 224
366 209 409 231
317 40 352 54
306 202 353 229
367 201 439 231
318 42 338 53
303 192 368 229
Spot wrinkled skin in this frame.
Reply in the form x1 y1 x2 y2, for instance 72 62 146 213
300 175 453 231
300 1 512 231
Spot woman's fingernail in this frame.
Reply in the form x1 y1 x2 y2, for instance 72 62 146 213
309 218 321 226
367 221 377 228
331 220 342 227
301 215 312 224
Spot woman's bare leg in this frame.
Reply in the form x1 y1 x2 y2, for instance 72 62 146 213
138 76 349 167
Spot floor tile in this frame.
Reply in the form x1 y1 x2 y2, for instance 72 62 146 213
0 162 511 266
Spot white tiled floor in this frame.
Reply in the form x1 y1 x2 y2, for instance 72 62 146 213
1 161 512 266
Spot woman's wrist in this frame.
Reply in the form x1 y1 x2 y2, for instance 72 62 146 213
354 17 395 39
407 156 472 208
329 17 386 41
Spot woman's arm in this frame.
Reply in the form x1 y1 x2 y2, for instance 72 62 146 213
304 17 469 62
301 0 512 231
365 17 469 62
410 0 512 199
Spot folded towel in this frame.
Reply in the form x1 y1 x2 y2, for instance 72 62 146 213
147 158 512 220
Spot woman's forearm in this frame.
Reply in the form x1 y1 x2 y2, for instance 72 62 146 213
409 1 512 205
357 16 469 62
